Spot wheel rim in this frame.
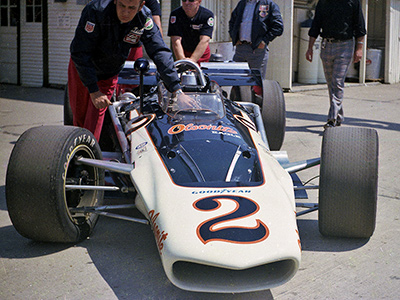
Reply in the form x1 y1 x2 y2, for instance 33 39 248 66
63 145 101 225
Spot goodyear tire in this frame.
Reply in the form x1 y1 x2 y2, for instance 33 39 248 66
64 82 73 126
261 80 285 151
319 127 378 238
6 126 104 243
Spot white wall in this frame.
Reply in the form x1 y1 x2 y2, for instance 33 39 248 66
48 0 84 86
385 0 400 83
266 0 293 90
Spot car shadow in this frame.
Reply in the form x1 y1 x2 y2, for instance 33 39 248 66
0 215 274 299
84 216 275 299
0 185 274 299
0 225 72 259
297 219 369 252
286 110 400 134
0 186 6 212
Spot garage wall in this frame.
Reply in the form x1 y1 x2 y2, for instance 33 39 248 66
20 2 43 87
48 1 83 86
0 27 18 84
161 0 171 46
266 0 294 89
385 0 400 83
202 0 235 42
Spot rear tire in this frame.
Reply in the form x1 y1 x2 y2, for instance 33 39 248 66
319 127 378 238
6 126 104 243
261 80 286 150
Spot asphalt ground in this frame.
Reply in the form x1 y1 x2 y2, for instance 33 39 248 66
0 82 399 299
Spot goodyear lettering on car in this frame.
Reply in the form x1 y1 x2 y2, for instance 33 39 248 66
192 189 251 195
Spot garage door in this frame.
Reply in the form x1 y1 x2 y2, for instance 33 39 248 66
0 0 18 84
20 0 43 87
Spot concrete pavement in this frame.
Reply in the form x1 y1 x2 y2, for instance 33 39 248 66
1 82 399 299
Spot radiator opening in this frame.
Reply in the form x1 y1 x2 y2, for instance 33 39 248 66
172 259 297 292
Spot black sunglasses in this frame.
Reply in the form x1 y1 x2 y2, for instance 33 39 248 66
182 0 196 2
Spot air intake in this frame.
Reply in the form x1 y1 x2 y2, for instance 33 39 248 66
172 259 297 293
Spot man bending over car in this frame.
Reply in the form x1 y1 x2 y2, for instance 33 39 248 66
68 0 187 141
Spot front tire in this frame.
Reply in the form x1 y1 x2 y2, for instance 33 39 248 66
319 127 379 238
6 126 104 243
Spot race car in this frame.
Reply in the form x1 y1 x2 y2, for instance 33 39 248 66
5 59 379 293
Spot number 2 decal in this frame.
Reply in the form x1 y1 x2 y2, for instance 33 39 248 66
193 195 269 244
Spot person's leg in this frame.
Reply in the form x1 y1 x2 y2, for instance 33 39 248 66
68 58 89 128
68 58 118 141
320 42 336 125
251 47 269 95
234 44 268 96
82 104 107 141
127 46 143 61
330 40 354 125
83 75 118 141
183 46 211 63
198 45 211 63
232 44 249 63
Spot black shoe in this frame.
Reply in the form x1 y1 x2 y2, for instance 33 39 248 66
323 120 336 129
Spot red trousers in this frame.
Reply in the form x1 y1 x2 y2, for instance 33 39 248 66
184 45 211 63
127 46 143 61
68 58 118 141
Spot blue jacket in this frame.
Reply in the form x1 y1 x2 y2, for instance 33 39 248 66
70 0 180 93
229 0 284 50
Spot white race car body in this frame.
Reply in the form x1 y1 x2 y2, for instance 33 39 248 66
125 100 300 292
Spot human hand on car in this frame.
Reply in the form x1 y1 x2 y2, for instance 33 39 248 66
90 91 112 109
173 90 200 109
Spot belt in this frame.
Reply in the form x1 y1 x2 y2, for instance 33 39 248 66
323 38 352 43
238 40 252 45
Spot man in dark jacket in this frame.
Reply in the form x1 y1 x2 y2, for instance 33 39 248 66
229 0 283 95
306 0 366 129
68 0 182 141
127 0 163 61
